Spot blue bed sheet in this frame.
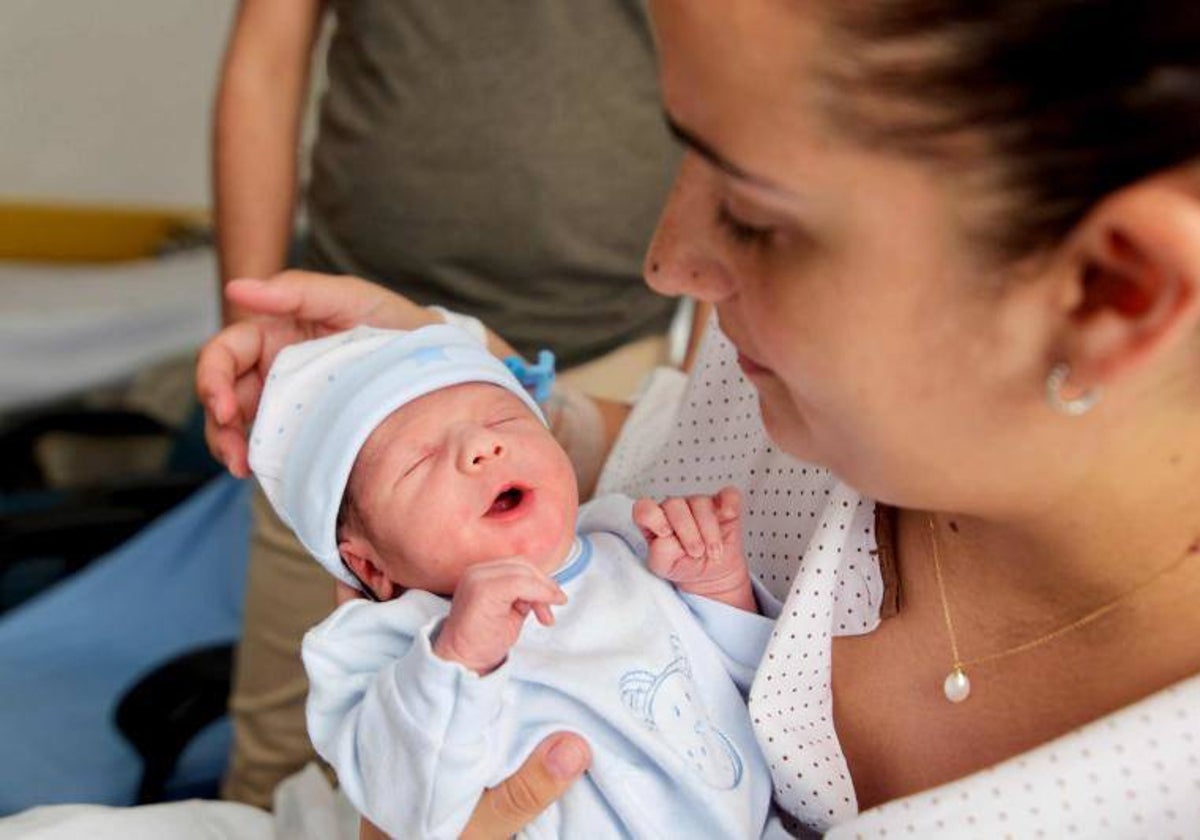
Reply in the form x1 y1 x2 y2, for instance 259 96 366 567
0 475 251 814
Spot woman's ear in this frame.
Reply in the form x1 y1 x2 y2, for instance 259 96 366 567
1059 173 1200 389
338 535 399 601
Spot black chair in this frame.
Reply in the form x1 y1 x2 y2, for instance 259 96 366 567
0 402 220 613
114 642 237 804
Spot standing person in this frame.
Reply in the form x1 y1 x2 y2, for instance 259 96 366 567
200 0 1200 835
212 0 680 807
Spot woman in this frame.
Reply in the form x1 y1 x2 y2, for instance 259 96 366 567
199 0 1200 834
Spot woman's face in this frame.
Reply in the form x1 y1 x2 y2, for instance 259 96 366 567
646 1 1070 511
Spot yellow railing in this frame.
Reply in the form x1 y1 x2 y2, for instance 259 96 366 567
0 201 209 262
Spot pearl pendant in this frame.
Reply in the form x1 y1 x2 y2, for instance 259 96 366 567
943 667 971 703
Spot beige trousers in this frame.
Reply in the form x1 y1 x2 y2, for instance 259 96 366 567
220 333 668 807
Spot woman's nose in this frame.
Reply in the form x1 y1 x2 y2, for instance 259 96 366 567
643 154 737 303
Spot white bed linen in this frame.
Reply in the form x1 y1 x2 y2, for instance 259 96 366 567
0 248 219 412
0 764 358 840
0 800 270 840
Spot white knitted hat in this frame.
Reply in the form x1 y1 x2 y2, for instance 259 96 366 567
248 324 544 589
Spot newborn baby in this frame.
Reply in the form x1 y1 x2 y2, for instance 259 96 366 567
249 325 782 839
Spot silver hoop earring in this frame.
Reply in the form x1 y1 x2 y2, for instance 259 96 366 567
1045 362 1100 416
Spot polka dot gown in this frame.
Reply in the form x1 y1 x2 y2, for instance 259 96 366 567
599 321 1200 837
826 678 1200 838
599 323 882 830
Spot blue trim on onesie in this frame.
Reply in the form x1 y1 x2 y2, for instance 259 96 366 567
552 536 592 585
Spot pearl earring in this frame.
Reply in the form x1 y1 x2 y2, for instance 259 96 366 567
1044 362 1100 416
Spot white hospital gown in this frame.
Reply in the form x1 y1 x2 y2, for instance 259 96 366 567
598 322 1200 837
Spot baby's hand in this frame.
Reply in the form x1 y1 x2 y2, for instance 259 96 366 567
633 486 756 611
433 559 567 674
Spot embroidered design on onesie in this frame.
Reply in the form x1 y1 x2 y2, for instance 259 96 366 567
619 635 744 789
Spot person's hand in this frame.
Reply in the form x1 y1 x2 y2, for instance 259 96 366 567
433 559 567 674
633 486 754 607
196 270 439 476
459 732 591 838
335 580 363 606
357 731 591 839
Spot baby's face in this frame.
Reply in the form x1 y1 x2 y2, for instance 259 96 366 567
344 383 579 594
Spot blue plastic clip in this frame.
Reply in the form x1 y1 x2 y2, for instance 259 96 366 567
504 349 556 404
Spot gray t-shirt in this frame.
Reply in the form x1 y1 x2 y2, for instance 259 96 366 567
304 0 680 366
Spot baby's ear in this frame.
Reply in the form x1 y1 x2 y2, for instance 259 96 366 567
338 536 399 601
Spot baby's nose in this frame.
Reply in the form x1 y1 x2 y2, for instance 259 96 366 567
459 425 507 471
471 442 504 465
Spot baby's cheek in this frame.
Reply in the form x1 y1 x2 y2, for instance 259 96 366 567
409 516 477 570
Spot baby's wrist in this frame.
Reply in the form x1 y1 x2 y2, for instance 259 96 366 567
432 626 505 675
677 567 757 612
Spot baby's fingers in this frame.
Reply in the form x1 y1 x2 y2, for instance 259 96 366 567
633 498 672 540
530 601 556 626
686 495 724 560
495 569 567 614
662 498 705 558
714 486 742 523
646 533 688 580
509 598 557 627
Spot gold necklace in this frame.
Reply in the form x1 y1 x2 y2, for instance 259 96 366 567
927 514 1198 703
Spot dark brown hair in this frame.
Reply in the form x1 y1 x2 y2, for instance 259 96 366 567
823 1 1200 260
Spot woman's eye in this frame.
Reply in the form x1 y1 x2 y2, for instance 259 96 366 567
716 202 775 249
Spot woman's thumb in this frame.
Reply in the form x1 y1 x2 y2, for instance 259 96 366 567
460 733 590 839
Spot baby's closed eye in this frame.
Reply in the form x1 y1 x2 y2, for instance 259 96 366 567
402 448 437 476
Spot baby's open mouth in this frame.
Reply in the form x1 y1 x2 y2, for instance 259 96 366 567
486 486 527 516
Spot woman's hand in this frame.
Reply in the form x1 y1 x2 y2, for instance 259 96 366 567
196 270 439 476
459 733 590 838
334 580 364 606
358 732 591 839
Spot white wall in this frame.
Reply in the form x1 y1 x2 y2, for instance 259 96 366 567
0 0 238 208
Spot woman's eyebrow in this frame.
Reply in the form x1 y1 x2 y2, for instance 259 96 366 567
664 113 798 198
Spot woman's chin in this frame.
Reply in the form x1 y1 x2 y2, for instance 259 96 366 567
757 393 822 465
